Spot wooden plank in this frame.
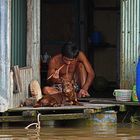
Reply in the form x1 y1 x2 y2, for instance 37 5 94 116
19 68 31 98
12 65 22 93
0 113 85 122
9 71 14 108
8 102 116 112
1 102 117 124
80 98 140 106
13 67 33 108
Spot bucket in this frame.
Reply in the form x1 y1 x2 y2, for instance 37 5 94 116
92 110 117 125
113 89 132 101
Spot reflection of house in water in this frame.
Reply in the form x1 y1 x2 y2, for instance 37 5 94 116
0 0 139 112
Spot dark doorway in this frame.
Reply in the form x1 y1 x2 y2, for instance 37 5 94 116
87 0 120 98
40 0 81 87
40 0 120 98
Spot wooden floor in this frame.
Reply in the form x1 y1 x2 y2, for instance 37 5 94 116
79 98 140 106
1 98 138 125
8 102 116 112
0 101 117 125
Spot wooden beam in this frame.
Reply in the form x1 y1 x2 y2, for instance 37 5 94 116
12 65 22 93
0 113 85 122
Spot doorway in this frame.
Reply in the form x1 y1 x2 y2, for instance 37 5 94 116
40 0 81 88
87 0 120 97
40 0 120 98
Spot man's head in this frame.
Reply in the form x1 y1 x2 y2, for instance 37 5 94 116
61 42 79 59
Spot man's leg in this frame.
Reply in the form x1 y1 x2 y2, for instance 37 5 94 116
75 62 90 97
75 62 87 88
42 86 60 95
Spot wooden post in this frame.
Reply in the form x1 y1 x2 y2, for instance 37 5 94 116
27 0 40 82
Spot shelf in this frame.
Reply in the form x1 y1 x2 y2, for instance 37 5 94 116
94 7 119 11
89 43 116 49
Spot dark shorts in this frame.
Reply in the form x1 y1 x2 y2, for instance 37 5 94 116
52 83 80 93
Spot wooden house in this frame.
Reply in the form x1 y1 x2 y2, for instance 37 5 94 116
0 0 139 112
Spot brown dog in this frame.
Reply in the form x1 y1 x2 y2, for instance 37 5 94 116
62 79 82 106
34 92 66 107
33 79 82 107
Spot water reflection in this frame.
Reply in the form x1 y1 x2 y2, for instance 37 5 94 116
0 123 140 140
92 124 117 135
26 129 40 140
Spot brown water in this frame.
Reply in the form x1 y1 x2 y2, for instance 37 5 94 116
0 123 140 140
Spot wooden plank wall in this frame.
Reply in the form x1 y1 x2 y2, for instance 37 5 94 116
10 67 33 108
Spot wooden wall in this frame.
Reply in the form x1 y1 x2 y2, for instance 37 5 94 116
10 67 33 108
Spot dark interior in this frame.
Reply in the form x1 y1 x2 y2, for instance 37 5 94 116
40 0 120 98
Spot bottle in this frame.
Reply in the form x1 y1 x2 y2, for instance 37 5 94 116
136 56 140 101
132 85 138 102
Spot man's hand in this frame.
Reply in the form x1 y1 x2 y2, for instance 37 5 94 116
78 89 90 98
52 69 60 79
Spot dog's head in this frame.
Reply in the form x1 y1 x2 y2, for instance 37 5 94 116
61 79 74 93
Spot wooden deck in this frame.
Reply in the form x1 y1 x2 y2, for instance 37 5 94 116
8 102 116 111
79 98 140 106
1 98 138 126
0 101 116 125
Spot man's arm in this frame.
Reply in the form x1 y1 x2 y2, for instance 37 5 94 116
47 57 61 83
78 51 95 91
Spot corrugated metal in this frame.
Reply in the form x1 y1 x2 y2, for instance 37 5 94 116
120 0 140 88
11 0 27 67
0 0 11 112
12 67 32 108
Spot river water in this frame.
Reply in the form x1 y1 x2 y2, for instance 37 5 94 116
0 122 140 140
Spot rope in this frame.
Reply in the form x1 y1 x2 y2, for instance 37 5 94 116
25 113 41 130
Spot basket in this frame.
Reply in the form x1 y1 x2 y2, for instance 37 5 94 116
113 89 132 101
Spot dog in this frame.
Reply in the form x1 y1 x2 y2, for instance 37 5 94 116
33 92 66 107
61 79 82 106
31 79 82 107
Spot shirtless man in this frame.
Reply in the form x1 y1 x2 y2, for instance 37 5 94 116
42 42 95 97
